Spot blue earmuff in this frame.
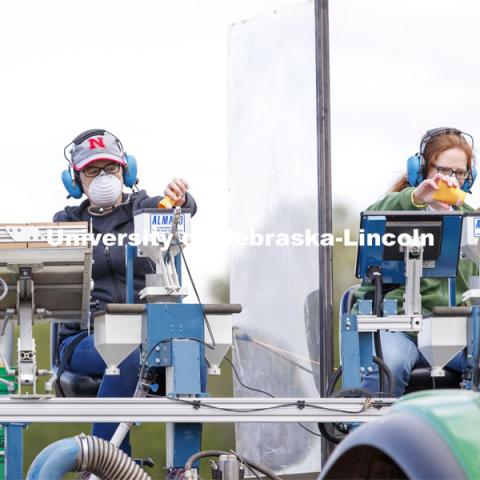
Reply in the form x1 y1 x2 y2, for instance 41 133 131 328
406 128 477 193
406 153 424 189
61 169 83 199
123 154 138 188
467 165 478 193
61 130 139 198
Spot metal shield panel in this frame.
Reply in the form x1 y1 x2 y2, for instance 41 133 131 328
229 2 321 476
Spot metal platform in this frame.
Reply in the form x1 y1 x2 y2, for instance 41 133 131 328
0 397 394 423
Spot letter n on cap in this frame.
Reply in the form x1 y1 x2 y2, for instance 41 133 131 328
89 137 105 150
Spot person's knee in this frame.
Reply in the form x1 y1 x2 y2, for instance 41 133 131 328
381 350 411 380
379 333 418 379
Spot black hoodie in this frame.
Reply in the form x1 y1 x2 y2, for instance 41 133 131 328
53 189 197 342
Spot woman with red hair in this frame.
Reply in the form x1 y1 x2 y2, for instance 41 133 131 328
356 127 478 397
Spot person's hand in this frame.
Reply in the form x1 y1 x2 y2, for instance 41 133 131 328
412 173 458 210
164 177 189 206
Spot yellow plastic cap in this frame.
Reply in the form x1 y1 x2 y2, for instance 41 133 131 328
431 180 467 206
157 196 174 209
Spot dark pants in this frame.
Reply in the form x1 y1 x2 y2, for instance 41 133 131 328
60 333 140 455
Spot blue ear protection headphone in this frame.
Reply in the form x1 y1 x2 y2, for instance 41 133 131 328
407 127 477 193
61 129 138 199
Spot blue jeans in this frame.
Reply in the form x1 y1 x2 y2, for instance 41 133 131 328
59 333 140 455
362 331 468 397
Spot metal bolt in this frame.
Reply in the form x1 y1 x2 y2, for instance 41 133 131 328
155 346 161 352
155 358 160 364
360 367 365 373
367 367 373 373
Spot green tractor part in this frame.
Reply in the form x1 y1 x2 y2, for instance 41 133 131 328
320 390 480 479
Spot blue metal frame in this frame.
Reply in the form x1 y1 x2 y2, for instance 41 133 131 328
448 278 457 307
125 244 137 304
144 304 206 468
4 423 25 480
467 306 480 369
345 211 469 394
340 313 361 388
340 299 377 389
125 241 205 467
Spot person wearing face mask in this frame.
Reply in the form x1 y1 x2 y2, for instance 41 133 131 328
53 129 197 456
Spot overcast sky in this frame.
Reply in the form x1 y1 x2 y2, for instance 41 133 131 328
1 0 479 298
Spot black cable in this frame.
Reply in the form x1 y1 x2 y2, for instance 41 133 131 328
319 360 395 445
229 450 282 480
172 394 370 415
320 367 372 445
223 356 275 398
372 355 395 397
173 236 216 347
224 356 338 436
225 353 369 413
332 388 373 399
172 396 300 413
233 332 319 434
318 422 342 444
326 367 343 397
373 333 385 395
138 335 324 431
306 401 371 414
371 269 386 397
326 359 395 398
297 423 322 437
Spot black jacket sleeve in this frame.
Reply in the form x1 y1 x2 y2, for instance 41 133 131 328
53 210 70 222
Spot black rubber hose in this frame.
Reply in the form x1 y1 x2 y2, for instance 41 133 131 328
320 358 396 444
371 272 386 396
373 355 396 397
184 450 282 480
318 423 342 445
326 359 395 399
326 366 343 397
332 388 374 398
320 367 373 445
0 276 7 302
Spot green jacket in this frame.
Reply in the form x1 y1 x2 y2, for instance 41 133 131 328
354 187 478 315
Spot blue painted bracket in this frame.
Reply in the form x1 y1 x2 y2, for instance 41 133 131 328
169 339 202 396
467 305 480 370
4 423 25 480
144 303 206 469
172 423 202 469
342 298 399 390
358 300 374 376
125 244 137 304
340 313 361 388
448 278 457 307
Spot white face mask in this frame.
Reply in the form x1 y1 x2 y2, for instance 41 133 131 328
87 173 123 208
